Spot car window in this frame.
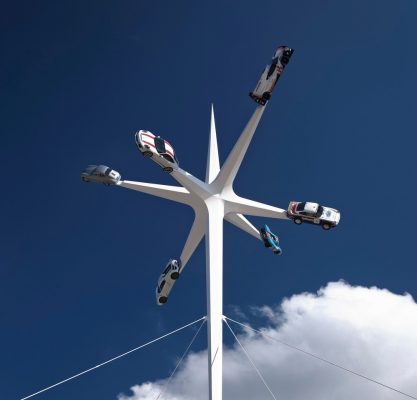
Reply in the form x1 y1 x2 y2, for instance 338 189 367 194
296 202 306 212
158 280 166 293
316 206 324 217
163 265 171 275
105 167 112 176
154 137 166 154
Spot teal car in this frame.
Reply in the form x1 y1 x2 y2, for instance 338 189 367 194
260 225 282 255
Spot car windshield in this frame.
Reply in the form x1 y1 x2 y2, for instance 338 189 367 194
296 202 306 212
154 137 166 154
266 62 277 78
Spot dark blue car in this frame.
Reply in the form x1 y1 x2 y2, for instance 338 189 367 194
260 225 282 255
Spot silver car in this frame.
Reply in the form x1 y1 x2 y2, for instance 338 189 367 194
81 165 121 186
156 259 181 305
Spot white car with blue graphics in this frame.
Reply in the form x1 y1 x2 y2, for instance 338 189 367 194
287 201 340 230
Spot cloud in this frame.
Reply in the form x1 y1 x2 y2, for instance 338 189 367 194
117 281 417 400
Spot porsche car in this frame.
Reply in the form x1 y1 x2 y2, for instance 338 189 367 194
135 130 179 173
249 46 294 106
259 225 282 255
81 165 121 185
156 259 181 305
287 201 341 230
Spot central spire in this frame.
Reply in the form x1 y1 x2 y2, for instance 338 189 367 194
205 105 220 184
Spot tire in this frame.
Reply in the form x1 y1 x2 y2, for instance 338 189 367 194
322 223 331 230
81 177 88 182
163 166 174 173
262 92 271 100
159 296 168 304
294 218 302 225
170 272 180 280
144 151 153 158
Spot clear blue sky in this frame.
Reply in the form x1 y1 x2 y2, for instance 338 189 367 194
1 1 417 399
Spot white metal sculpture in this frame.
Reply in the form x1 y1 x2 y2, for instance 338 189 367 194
117 104 288 400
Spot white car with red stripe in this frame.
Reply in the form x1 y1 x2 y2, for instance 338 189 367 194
135 130 179 173
287 201 340 230
249 46 294 106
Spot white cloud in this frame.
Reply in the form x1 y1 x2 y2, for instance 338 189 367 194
118 281 417 400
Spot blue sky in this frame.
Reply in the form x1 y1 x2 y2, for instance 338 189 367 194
1 1 417 399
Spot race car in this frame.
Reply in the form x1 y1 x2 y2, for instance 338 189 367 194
155 259 181 305
249 46 294 106
287 201 341 230
135 130 179 173
81 165 121 186
259 225 282 255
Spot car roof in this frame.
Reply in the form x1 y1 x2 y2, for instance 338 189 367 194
304 202 319 213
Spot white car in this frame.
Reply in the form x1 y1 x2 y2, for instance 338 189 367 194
156 259 181 305
135 130 179 173
287 201 340 230
249 46 294 106
81 165 121 185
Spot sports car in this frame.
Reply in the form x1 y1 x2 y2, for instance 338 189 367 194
287 201 341 230
259 225 282 255
135 130 179 173
81 165 121 185
156 259 181 305
249 46 294 106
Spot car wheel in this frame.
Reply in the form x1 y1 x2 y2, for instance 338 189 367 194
159 296 168 304
163 166 174 173
294 218 302 225
144 151 153 158
170 272 180 280
262 92 271 100
322 223 331 230
81 177 89 182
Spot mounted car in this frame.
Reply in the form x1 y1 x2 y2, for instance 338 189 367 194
259 225 282 255
81 165 121 185
249 45 294 106
156 259 181 305
135 130 179 173
287 201 341 230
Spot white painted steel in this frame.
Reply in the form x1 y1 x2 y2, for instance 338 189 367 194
224 213 260 240
206 105 220 184
113 105 291 400
205 198 224 400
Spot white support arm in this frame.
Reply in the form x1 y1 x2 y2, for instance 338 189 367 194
117 180 191 205
213 105 265 190
179 211 206 272
226 195 289 220
224 213 261 240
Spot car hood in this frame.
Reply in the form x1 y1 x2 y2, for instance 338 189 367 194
322 207 340 223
